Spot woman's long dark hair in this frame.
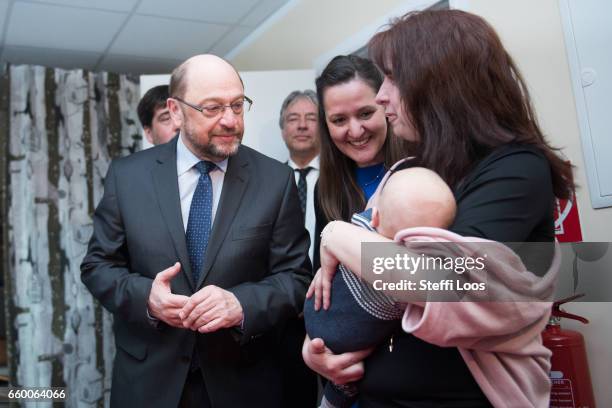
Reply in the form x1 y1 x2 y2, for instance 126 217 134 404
316 55 411 222
369 9 574 198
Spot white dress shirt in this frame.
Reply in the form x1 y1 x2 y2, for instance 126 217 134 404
288 156 319 262
176 134 227 231
146 134 228 325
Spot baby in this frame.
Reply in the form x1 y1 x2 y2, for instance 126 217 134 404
304 167 457 408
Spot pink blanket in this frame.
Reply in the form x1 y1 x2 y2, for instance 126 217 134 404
393 227 559 408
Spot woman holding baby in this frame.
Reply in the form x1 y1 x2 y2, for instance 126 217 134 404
306 9 573 408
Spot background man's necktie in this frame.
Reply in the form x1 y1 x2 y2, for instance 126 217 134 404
186 160 216 284
296 167 312 215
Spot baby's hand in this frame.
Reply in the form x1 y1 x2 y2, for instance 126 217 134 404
306 244 339 310
306 221 341 310
306 269 329 311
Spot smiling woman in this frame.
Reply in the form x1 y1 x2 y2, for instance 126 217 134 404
312 55 410 270
323 79 387 167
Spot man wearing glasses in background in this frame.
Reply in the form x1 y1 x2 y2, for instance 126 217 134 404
137 85 180 145
278 90 320 408
81 54 311 408
279 90 320 262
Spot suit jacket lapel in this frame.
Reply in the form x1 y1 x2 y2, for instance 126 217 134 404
151 139 195 290
197 147 250 287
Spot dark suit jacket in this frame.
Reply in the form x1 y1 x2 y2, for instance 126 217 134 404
81 138 312 408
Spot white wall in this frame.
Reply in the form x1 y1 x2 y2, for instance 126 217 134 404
140 69 315 161
230 0 413 70
559 0 612 209
312 0 440 72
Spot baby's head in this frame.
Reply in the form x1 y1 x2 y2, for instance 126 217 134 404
371 167 456 238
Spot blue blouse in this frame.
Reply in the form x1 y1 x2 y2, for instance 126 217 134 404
354 163 386 201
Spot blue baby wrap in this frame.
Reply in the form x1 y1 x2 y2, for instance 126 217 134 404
304 210 404 353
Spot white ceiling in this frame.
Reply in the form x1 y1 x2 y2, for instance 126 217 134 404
0 0 291 74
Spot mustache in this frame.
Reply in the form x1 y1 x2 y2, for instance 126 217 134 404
210 133 241 137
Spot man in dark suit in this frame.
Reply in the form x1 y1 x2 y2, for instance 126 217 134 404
278 90 320 408
81 54 311 408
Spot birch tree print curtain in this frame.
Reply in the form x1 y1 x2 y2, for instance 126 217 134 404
0 63 140 407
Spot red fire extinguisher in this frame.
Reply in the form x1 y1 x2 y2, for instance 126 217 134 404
542 294 595 408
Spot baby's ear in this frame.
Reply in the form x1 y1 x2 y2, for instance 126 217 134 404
371 207 380 228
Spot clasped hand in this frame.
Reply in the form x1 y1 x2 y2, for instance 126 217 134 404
147 262 243 332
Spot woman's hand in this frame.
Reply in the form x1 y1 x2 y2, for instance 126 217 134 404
302 335 373 385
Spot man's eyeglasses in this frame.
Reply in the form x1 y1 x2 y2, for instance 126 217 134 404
173 96 253 118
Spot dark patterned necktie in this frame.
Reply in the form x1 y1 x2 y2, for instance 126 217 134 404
186 161 216 284
296 167 312 215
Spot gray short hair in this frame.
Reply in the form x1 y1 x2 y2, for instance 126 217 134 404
279 90 318 129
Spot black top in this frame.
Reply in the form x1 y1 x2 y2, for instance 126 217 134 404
449 145 554 243
313 182 332 272
315 144 556 407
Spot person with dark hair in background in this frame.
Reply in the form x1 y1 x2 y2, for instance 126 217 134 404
312 55 411 271
82 54 311 408
278 89 320 408
137 84 179 145
304 9 574 408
